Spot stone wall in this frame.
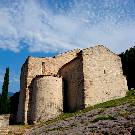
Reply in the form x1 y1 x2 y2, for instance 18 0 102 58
17 58 29 124
58 52 84 112
28 75 63 124
17 45 128 124
82 45 128 107
17 48 80 124
0 114 10 127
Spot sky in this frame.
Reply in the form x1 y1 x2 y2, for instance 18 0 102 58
0 0 135 93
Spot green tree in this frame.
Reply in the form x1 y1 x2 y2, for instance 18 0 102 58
0 67 9 114
118 46 135 90
0 93 1 109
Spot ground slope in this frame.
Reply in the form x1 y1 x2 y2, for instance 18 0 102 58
8 91 135 135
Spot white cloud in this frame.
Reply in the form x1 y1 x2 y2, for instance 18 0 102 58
0 69 5 83
0 75 4 83
0 0 135 54
13 78 20 82
9 74 20 82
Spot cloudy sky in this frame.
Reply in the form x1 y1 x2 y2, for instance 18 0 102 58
0 0 135 93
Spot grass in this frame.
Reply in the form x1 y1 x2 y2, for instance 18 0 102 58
92 116 115 122
129 101 135 108
120 111 131 117
45 127 65 131
69 123 81 128
90 129 98 133
37 123 82 134
126 90 135 96
88 108 105 117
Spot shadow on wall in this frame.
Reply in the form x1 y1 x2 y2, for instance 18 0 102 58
57 51 85 113
9 92 20 125
16 58 29 125
62 78 68 113
27 79 34 125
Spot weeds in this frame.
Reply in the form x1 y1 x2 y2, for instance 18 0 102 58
88 108 105 117
129 101 135 108
126 90 135 97
92 116 115 122
120 111 131 117
90 129 97 133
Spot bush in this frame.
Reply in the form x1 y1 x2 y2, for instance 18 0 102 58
126 90 135 97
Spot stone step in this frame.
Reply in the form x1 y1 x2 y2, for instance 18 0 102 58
0 127 9 135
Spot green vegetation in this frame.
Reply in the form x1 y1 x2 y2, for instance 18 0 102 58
69 123 81 129
118 46 135 89
92 116 115 122
129 101 135 107
88 108 105 117
45 127 65 131
126 90 135 96
90 129 97 133
37 123 81 134
0 94 1 104
0 67 10 114
120 111 131 117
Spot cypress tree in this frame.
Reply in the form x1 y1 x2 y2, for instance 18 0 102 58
0 94 1 109
0 67 9 114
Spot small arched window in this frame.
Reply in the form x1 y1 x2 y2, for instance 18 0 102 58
104 70 106 74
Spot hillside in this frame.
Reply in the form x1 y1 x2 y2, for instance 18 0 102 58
7 90 135 135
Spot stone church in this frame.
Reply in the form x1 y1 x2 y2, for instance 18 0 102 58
16 45 128 125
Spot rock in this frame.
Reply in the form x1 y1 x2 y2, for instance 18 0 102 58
130 106 135 112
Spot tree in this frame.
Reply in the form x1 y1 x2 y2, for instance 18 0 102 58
0 67 9 114
0 94 1 109
118 46 135 90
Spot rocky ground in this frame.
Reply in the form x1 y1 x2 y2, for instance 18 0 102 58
23 101 135 135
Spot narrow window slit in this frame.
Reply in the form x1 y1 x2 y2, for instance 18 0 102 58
42 62 45 74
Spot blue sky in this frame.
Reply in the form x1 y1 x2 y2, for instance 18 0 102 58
0 0 135 93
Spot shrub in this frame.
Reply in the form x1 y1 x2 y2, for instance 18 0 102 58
126 90 135 97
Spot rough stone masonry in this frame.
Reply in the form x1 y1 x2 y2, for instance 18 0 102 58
16 45 128 125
